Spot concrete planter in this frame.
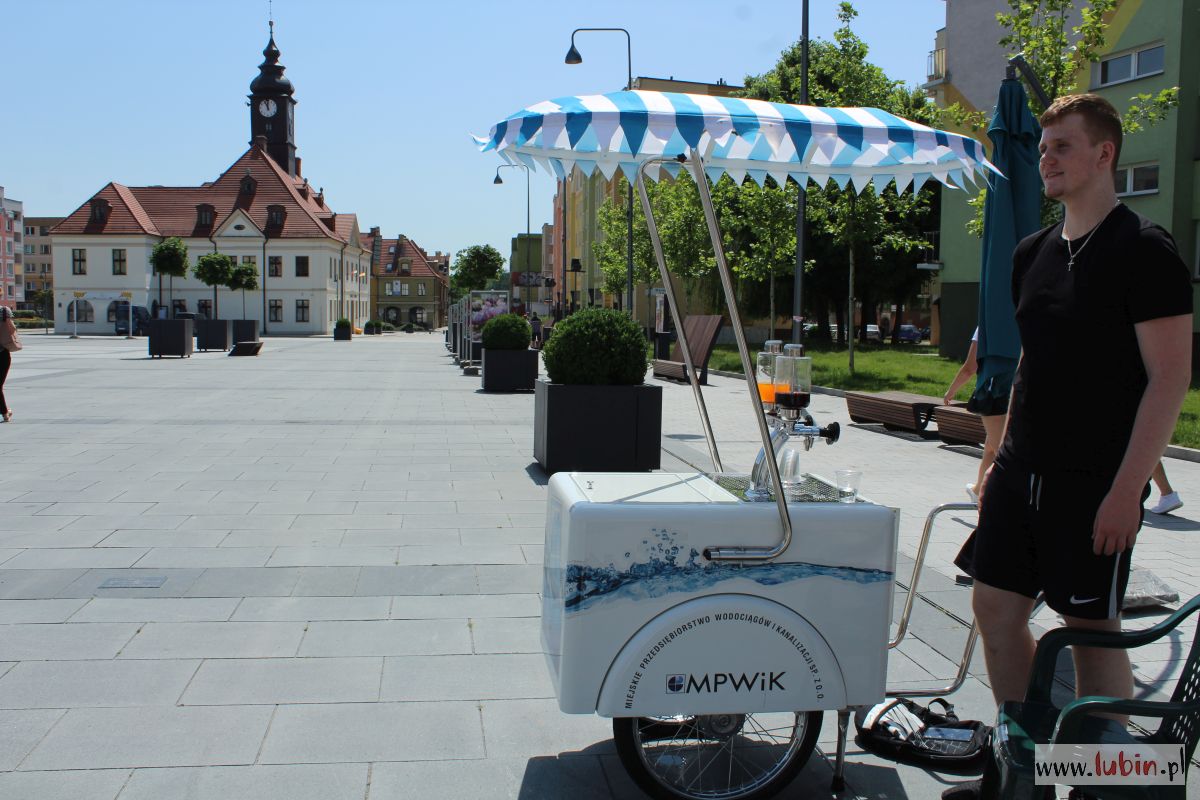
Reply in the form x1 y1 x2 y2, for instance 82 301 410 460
481 348 538 392
148 319 193 358
195 319 233 352
334 326 353 341
533 379 662 474
231 320 259 344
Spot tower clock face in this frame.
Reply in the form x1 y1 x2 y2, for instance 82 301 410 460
258 99 278 118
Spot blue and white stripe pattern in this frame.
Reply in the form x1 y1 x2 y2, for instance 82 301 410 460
477 90 998 193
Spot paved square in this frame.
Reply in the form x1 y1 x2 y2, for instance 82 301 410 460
1 332 1197 797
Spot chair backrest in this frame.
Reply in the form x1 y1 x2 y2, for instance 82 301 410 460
669 315 724 365
1153 604 1200 762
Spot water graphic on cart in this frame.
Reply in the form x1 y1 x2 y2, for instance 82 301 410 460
564 529 891 614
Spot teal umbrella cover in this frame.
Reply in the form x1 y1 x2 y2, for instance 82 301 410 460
974 78 1042 411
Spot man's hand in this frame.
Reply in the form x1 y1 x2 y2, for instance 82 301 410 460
1092 486 1143 556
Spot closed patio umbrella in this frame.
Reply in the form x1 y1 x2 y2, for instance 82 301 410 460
973 77 1042 412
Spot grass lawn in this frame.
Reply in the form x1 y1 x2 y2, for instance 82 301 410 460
709 342 1200 449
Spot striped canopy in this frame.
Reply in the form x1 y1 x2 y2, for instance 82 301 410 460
476 90 998 193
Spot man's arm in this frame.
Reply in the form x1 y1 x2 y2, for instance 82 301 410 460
1092 314 1192 555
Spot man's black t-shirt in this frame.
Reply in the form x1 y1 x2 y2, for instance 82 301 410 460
997 204 1192 476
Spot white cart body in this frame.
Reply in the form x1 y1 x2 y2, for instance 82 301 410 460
542 472 898 718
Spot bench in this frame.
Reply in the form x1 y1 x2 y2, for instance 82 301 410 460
932 404 987 446
652 315 724 386
844 390 942 432
228 341 264 357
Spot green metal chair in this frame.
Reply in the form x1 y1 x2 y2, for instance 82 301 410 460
989 595 1200 799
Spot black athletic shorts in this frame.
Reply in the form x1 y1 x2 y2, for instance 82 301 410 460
954 461 1150 620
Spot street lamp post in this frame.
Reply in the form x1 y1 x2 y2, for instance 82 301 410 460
565 27 634 318
792 0 810 345
494 164 530 312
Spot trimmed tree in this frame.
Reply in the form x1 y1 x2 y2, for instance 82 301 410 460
194 253 235 319
451 245 505 299
227 262 259 319
149 237 189 316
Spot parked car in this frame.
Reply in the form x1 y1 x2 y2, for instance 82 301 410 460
896 324 922 343
113 305 152 336
865 324 882 342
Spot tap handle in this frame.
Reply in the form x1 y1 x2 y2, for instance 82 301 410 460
821 421 840 444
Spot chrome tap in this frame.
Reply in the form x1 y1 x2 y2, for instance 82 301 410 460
746 413 840 500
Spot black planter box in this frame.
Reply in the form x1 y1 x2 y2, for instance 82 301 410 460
481 348 538 392
148 319 193 358
195 319 233 351
533 379 662 474
334 326 353 341
231 320 259 343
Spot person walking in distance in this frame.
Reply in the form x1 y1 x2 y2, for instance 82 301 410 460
944 327 1010 504
944 94 1192 799
0 306 20 422
1149 460 1183 515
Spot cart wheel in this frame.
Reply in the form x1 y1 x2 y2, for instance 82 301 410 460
613 710 822 800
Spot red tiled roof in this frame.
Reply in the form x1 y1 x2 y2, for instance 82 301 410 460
371 235 448 285
52 145 361 246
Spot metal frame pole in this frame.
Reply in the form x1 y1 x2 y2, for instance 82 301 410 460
792 0 810 344
636 158 722 474
684 149 792 562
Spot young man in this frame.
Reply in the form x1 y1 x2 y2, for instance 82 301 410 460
946 94 1192 798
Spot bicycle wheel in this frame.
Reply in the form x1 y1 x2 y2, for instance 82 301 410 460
613 710 822 800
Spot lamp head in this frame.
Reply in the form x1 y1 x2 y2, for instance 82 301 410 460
493 172 503 184
565 42 582 65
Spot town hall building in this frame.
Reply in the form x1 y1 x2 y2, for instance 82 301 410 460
51 27 373 335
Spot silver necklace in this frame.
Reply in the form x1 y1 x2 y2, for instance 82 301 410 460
1065 203 1120 271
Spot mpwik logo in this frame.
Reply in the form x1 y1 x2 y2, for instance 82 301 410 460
666 672 786 694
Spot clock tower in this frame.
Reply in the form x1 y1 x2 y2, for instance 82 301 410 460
248 22 297 177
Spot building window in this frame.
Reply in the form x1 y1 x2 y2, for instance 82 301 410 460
240 175 257 195
384 282 393 296
267 205 285 227
295 255 309 277
388 245 396 254
72 249 87 275
23 226 33 237
67 299 94 323
89 199 110 223
196 204 214 227
198 299 212 318
40 244 50 255
269 299 283 322
269 255 282 277
39 226 49 236
1098 44 1166 87
399 258 411 276
173 299 188 316
417 282 427 296
1114 163 1159 196
27 281 37 292
112 249 127 275
107 300 122 322
296 299 310 322
242 255 257 270
23 245 33 255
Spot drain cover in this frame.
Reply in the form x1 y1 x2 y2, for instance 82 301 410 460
99 577 167 589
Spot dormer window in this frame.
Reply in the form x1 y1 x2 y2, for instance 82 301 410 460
266 205 286 227
196 204 214 227
89 198 111 224
240 174 258 195
399 258 411 276
387 245 396 254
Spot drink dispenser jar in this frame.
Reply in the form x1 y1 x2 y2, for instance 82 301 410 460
756 339 783 411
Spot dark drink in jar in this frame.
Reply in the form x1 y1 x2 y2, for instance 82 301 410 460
775 391 810 409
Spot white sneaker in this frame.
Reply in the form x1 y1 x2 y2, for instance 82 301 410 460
1150 492 1183 515
965 483 979 504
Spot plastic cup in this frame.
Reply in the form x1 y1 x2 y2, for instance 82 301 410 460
836 470 862 503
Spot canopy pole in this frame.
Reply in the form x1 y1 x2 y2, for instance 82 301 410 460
636 158 722 474
685 149 792 562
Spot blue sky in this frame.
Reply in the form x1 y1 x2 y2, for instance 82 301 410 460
4 0 947 264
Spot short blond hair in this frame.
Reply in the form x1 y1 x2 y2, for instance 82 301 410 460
1040 93 1123 172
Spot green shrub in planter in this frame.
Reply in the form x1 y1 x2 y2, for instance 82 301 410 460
335 318 351 329
481 314 531 350
542 308 648 385
381 322 395 332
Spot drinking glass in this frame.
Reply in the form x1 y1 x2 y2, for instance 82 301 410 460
836 469 862 503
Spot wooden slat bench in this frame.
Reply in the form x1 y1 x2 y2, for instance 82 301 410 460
653 315 724 386
844 390 943 432
933 404 988 446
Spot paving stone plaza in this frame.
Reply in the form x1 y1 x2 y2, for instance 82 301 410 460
1 332 1197 799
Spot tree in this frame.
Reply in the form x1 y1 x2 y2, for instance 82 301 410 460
149 237 189 317
193 253 235 319
227 262 259 319
742 2 938 369
30 288 53 333
451 245 504 299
